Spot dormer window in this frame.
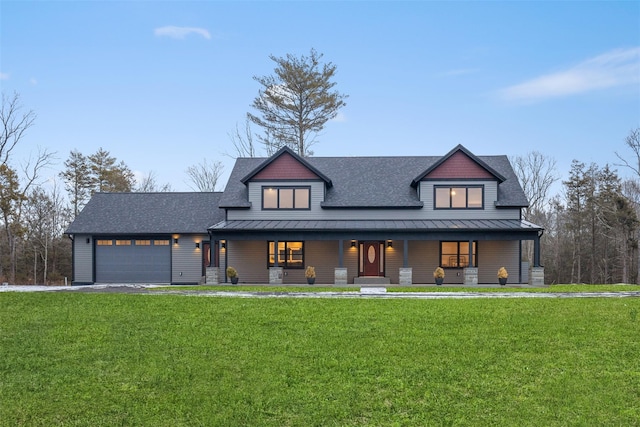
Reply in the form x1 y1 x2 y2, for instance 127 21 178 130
262 186 310 210
434 185 483 209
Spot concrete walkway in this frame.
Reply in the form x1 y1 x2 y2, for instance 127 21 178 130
2 284 640 299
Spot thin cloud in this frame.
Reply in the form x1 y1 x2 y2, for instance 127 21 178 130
440 68 479 77
0 72 9 80
499 47 640 102
154 25 211 40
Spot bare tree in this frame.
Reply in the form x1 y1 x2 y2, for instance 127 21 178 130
226 119 257 158
135 171 172 192
25 182 71 284
0 93 55 283
0 92 36 166
511 151 559 221
248 48 347 157
185 159 224 192
615 127 640 177
511 151 559 267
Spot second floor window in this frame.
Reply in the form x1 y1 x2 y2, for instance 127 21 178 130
262 186 310 210
434 186 483 209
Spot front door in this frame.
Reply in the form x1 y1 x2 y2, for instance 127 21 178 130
361 241 384 276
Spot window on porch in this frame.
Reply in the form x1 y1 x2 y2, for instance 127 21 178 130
268 241 304 268
440 241 477 268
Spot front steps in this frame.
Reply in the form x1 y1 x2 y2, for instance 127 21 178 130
354 276 391 285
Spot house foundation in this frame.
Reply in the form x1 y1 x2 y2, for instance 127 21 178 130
464 267 478 285
269 267 283 285
334 267 348 285
205 267 219 285
530 266 545 286
399 267 412 285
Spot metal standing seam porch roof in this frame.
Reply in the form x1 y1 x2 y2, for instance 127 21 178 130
208 219 544 241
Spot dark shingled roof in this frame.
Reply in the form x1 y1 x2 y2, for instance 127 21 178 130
219 150 529 209
65 192 224 235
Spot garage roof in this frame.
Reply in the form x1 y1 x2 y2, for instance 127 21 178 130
65 192 224 235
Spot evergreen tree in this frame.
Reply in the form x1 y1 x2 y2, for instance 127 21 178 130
248 49 347 157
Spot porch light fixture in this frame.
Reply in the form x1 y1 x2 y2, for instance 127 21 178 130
86 238 90 244
195 242 200 249
351 240 356 248
387 240 393 248
221 241 226 249
174 238 179 244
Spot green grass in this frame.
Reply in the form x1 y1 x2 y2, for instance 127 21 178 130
1 293 639 426
155 284 640 293
153 285 361 293
391 284 640 293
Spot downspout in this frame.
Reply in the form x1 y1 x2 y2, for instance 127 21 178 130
67 234 74 285
534 229 544 267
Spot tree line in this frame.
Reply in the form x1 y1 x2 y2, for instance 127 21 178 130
1 48 638 285
0 93 226 285
514 129 640 284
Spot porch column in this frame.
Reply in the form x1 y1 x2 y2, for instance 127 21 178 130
335 239 347 285
533 234 541 267
468 240 473 267
403 239 409 267
273 239 278 267
205 238 220 284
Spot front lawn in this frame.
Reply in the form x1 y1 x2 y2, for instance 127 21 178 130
154 283 640 293
1 293 638 426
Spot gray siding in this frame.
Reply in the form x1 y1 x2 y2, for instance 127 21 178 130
226 240 268 284
407 241 441 284
171 234 208 283
227 180 521 221
477 240 520 284
420 181 520 220
305 240 357 285
73 234 94 283
223 239 360 284
384 243 402 283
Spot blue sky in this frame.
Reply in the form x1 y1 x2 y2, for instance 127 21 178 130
1 1 639 193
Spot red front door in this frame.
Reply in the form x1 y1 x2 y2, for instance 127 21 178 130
363 241 382 276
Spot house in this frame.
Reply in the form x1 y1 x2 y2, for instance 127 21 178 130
65 145 545 286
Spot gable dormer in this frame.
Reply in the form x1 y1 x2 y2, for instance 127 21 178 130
411 144 506 186
241 146 332 186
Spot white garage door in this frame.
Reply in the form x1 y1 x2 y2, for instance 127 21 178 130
95 238 171 283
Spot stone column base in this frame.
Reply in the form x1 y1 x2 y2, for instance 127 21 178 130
464 267 478 285
530 267 545 286
399 267 412 285
269 267 283 284
205 267 219 285
334 267 348 285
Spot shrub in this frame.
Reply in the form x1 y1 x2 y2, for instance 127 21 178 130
226 266 237 278
498 267 508 279
433 267 445 279
305 266 316 278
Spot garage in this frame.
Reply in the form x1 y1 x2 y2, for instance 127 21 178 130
95 238 171 283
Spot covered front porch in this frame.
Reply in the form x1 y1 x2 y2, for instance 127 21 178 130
207 219 545 286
